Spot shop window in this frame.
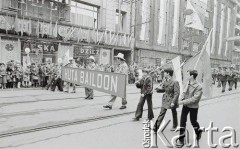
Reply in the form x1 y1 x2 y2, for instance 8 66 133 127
70 1 98 29
116 10 127 33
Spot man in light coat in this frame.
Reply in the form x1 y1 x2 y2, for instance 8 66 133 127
176 70 203 147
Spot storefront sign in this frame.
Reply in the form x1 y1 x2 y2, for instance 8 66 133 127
22 42 58 53
74 46 100 56
62 67 127 98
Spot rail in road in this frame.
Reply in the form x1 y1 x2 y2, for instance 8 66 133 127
0 89 240 138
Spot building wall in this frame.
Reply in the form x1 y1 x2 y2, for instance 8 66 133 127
0 0 133 65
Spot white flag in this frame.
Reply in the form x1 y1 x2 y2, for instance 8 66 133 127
172 56 183 95
184 0 204 31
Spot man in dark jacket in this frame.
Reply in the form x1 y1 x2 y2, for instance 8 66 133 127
176 70 203 147
153 68 180 132
132 68 154 121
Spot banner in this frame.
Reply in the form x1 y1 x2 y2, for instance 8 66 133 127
62 67 127 98
16 19 32 35
172 56 183 95
40 22 50 35
0 16 11 30
0 39 21 63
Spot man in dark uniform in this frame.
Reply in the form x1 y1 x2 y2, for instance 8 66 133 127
217 66 222 88
227 66 235 91
220 66 228 93
153 68 180 132
212 68 217 85
233 70 239 90
132 68 154 121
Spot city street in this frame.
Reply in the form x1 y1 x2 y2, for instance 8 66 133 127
0 84 240 149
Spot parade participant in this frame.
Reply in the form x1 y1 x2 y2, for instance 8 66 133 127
176 70 203 147
103 53 129 109
212 68 217 85
85 56 96 99
153 68 180 132
233 70 239 90
220 66 228 93
217 66 222 88
0 63 7 89
227 66 235 91
64 58 77 93
132 68 154 121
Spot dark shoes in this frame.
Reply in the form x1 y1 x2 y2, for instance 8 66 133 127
119 105 127 109
132 118 140 121
175 140 184 148
103 105 112 109
196 129 203 140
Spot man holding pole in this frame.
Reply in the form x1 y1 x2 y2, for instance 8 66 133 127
85 56 96 100
103 53 129 110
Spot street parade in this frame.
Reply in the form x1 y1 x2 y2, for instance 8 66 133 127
0 0 240 149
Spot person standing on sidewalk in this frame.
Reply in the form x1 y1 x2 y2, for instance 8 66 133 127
85 56 96 100
153 68 180 132
103 53 129 110
132 68 154 121
64 58 77 93
176 70 203 147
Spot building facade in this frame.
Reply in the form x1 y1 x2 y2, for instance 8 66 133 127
133 0 237 67
0 0 134 66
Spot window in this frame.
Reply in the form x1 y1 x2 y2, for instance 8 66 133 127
115 10 126 32
70 1 98 28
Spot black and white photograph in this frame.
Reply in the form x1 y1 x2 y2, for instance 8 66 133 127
0 0 240 148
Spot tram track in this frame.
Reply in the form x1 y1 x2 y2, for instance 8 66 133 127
0 89 240 139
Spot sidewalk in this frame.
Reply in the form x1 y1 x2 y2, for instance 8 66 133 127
0 84 239 136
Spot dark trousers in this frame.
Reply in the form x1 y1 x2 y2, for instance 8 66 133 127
135 94 154 119
179 106 200 142
51 78 63 91
154 107 178 131
234 80 238 89
221 81 227 92
228 80 234 90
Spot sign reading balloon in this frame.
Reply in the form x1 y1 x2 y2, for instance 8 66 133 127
62 67 127 98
